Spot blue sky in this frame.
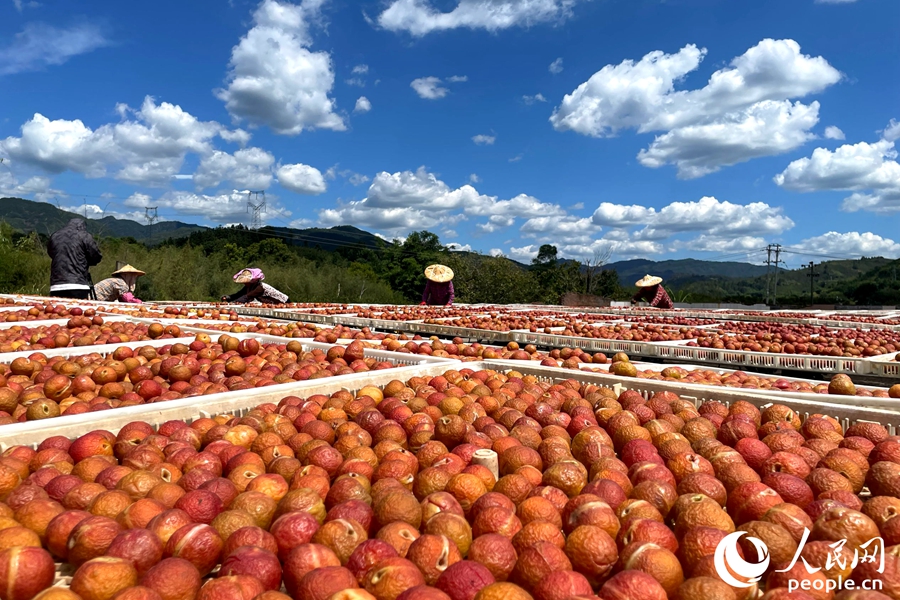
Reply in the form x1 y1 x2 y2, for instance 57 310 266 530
1 0 898 267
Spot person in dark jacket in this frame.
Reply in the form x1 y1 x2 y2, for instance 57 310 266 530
47 218 102 299
420 264 454 306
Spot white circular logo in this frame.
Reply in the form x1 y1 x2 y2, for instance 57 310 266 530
713 531 770 588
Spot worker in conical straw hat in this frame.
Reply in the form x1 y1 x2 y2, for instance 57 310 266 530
421 264 455 306
222 268 290 304
93 264 145 303
631 274 674 309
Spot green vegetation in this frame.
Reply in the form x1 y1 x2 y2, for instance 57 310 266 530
0 197 896 307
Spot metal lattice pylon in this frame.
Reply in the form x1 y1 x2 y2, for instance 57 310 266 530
247 191 266 229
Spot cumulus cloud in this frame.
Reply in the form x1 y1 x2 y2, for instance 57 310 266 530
516 196 794 260
410 76 465 99
377 0 584 36
276 163 327 195
549 57 563 74
193 147 275 190
523 93 547 105
469 173 480 183
446 242 472 251
354 96 372 113
774 125 900 213
472 134 496 145
0 22 109 76
317 166 563 237
352 64 368 74
0 96 242 185
799 231 900 258
124 189 286 223
489 248 505 257
217 0 345 135
551 39 842 178
824 126 845 140
0 171 61 201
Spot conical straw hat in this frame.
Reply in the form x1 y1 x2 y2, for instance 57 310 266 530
111 264 145 277
635 274 663 287
424 264 454 283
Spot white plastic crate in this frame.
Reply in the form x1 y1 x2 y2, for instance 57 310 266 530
653 341 871 375
866 353 900 378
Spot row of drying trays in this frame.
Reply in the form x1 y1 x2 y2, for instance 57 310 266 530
1 302 899 444
230 307 900 378
0 295 898 378
3 353 900 448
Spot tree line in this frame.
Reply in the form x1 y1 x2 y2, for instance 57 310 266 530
0 223 626 304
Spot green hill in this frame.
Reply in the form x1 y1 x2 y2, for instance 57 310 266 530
0 197 205 243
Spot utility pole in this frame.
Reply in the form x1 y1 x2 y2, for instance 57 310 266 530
247 191 266 230
144 207 159 243
807 261 819 307
764 245 773 305
772 244 784 306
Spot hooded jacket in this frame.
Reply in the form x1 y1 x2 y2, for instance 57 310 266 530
47 218 102 287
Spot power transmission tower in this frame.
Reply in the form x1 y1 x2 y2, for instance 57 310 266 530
144 207 159 243
807 261 819 307
771 244 784 306
247 191 266 230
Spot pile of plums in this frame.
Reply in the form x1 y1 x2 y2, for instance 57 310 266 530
2 364 897 600
0 336 401 424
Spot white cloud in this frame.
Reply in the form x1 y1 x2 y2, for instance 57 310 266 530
637 100 821 178
348 173 370 186
446 242 472 252
774 127 900 213
469 173 480 183
193 147 275 190
508 245 539 262
0 97 237 185
124 189 284 223
316 166 564 237
799 231 900 258
472 134 496 145
0 172 61 201
883 119 900 142
0 22 108 76
523 93 547 105
509 154 523 162
59 203 148 223
377 0 584 36
549 58 563 74
443 229 458 238
824 125 845 140
288 218 314 228
447 75 468 83
411 77 449 99
276 163 327 195
354 96 372 113
217 0 345 135
13 0 40 11
591 196 794 238
352 64 369 74
219 128 252 145
514 196 793 261
551 39 842 177
489 248 505 257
